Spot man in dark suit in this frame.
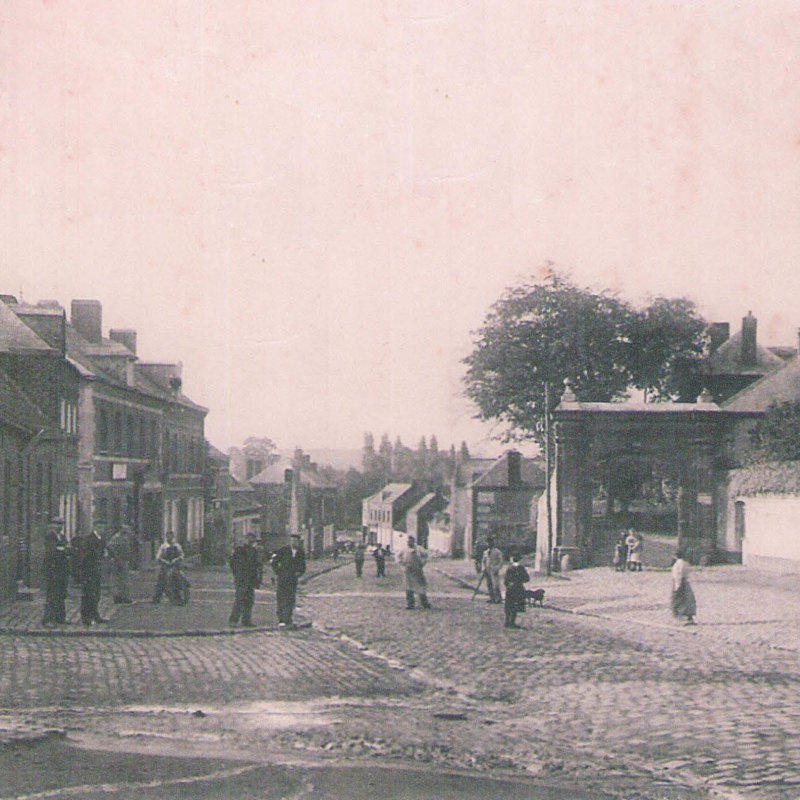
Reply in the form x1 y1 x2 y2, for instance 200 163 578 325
80 524 107 626
270 533 306 629
42 517 71 626
228 531 262 627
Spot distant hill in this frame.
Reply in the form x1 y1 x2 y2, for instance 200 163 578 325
279 448 363 471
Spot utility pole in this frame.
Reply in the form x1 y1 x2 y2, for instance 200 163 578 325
545 382 553 577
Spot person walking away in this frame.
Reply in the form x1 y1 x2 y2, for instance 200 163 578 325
503 553 530 629
625 529 638 571
80 525 107 626
107 525 133 604
42 517 71 626
229 532 262 626
373 545 387 577
612 535 627 572
152 531 184 603
271 533 306 628
396 536 431 609
671 551 696 625
353 542 366 577
481 537 504 603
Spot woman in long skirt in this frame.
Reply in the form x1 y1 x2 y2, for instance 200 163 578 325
671 551 696 625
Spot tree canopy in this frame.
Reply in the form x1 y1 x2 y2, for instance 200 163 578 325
463 270 708 441
747 401 800 463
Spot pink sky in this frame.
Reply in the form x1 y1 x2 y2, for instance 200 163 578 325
4 1 800 453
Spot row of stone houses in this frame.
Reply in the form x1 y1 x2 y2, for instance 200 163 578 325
0 296 208 600
361 451 546 557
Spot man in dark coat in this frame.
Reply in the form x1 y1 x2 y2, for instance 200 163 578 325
353 542 366 577
42 517 71 626
228 532 262 627
80 525 107 626
271 533 306 628
373 545 387 577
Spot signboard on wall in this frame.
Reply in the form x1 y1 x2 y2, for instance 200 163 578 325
112 463 128 480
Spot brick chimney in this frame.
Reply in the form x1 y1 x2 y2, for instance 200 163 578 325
109 328 137 355
71 299 102 343
741 311 757 367
507 450 522 486
708 322 730 354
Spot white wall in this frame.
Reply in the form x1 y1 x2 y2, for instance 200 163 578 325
740 494 800 569
427 521 452 556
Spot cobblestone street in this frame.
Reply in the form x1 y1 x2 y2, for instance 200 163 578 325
2 557 800 798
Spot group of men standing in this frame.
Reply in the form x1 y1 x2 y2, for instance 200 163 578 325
228 532 306 628
42 516 121 627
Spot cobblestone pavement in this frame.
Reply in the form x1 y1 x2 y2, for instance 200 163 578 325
302 558 800 799
4 556 800 798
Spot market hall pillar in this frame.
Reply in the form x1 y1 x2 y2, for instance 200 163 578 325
554 410 591 570
677 427 717 566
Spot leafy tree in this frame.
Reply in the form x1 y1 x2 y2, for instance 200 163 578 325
748 401 800 463
463 270 708 442
627 296 707 402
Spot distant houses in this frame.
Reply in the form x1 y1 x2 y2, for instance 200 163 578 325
361 451 545 558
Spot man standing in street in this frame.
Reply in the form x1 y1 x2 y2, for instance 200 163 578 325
107 525 133 604
152 531 185 604
80 523 107 626
396 536 431 610
353 541 366 577
42 517 71 626
229 531 262 627
373 544 387 577
271 533 306 629
481 536 504 604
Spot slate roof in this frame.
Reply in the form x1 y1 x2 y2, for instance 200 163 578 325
729 461 800 496
723 356 800 413
0 300 52 353
471 451 546 489
364 483 414 505
249 462 337 490
707 329 784 377
0 367 46 434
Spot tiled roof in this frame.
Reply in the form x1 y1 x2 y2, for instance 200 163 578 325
723 356 800 413
0 301 52 353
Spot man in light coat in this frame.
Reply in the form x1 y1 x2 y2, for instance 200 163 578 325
481 537 504 604
396 536 431 610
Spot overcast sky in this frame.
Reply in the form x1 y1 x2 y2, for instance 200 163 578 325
4 1 800 455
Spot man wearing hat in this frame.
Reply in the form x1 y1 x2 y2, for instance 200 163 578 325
79 522 107 626
270 533 306 628
42 517 70 626
228 531 262 627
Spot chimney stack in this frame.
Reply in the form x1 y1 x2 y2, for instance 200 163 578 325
71 299 102 343
109 328 137 355
741 311 757 367
507 450 522 486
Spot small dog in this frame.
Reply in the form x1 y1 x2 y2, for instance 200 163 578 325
525 588 545 607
